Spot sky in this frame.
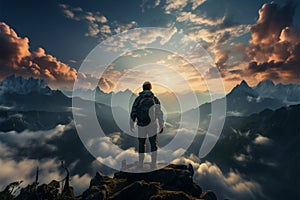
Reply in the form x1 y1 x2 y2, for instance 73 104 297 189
1 0 300 92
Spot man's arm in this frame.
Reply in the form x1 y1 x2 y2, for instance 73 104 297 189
154 97 164 132
130 96 140 129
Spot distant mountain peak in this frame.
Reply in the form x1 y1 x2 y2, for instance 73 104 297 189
0 75 51 95
257 79 275 87
239 80 250 88
228 79 258 98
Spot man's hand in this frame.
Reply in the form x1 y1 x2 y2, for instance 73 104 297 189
159 127 164 134
130 119 135 132
130 127 135 132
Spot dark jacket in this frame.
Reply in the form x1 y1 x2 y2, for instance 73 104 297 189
130 90 164 127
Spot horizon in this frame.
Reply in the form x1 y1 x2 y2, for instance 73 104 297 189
1 74 297 95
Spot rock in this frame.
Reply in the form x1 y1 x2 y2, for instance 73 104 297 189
82 164 208 200
90 172 112 187
109 180 160 200
151 190 200 200
113 164 202 197
200 190 217 200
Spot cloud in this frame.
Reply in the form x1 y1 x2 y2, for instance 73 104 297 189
0 22 120 91
234 153 248 162
0 122 101 195
140 0 161 12
250 2 295 46
164 0 206 14
59 4 137 40
0 22 77 89
70 173 92 195
165 0 188 14
76 71 117 92
176 11 223 26
190 0 206 10
215 49 230 69
59 4 108 37
117 27 177 46
0 158 63 191
246 1 300 83
253 134 272 145
173 157 263 200
204 67 222 79
0 154 91 195
0 124 67 147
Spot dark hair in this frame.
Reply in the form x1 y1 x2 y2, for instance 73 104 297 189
142 81 152 90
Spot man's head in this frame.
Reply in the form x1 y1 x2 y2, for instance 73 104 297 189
142 81 152 90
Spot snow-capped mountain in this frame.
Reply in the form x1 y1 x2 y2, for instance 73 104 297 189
224 80 282 116
0 75 52 95
0 75 70 111
254 80 300 104
195 80 285 121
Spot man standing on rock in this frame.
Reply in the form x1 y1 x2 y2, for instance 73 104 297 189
130 81 164 169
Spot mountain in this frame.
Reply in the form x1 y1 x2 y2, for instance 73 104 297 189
0 75 71 112
225 80 283 116
0 75 52 95
63 87 137 111
254 79 300 104
0 76 127 133
0 110 73 132
192 80 287 123
157 90 224 113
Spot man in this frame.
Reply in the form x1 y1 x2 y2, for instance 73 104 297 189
130 81 164 169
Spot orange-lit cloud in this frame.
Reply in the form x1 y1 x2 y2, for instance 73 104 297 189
0 22 77 89
246 1 300 83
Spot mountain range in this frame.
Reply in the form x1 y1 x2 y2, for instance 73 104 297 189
1 75 300 199
198 79 300 120
66 78 300 115
1 75 300 133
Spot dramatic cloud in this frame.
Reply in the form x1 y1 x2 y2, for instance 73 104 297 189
246 1 300 83
0 22 77 89
0 22 119 91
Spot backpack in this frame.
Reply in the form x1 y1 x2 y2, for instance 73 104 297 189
137 96 156 126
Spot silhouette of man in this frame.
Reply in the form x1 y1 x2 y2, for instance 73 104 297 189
130 81 164 169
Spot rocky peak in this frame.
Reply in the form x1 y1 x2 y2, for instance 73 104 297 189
240 80 249 88
227 80 258 98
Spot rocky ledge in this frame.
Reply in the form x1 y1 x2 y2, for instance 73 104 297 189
82 164 217 200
